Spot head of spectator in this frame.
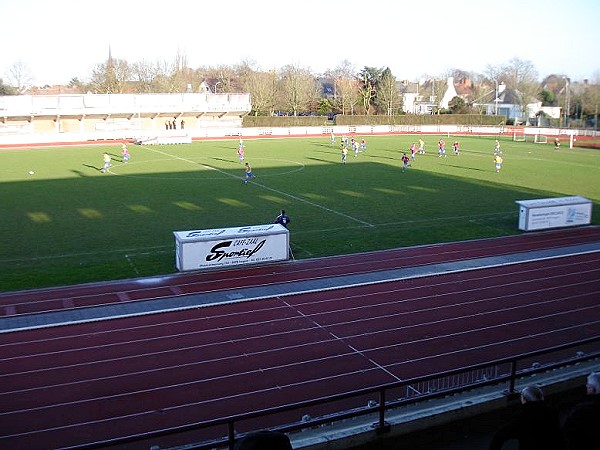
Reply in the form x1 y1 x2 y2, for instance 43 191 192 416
585 372 600 395
520 385 545 404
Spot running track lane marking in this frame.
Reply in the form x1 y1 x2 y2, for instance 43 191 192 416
281 297 404 383
0 242 598 333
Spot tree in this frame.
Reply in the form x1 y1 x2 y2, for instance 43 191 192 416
0 78 16 95
244 69 278 116
278 65 319 115
89 57 131 94
5 60 33 94
375 68 401 115
488 58 540 121
448 96 468 114
358 66 383 115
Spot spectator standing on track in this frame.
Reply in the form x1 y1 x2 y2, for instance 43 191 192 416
562 372 600 450
489 385 565 450
274 209 290 228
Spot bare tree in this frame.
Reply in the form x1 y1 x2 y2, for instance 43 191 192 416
335 76 360 115
244 69 277 116
90 58 131 94
5 60 33 93
279 65 319 115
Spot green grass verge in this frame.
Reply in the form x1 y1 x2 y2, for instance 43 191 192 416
1 134 598 292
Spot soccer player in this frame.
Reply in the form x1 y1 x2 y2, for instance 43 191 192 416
243 162 255 184
494 139 502 154
418 138 425 154
101 152 111 173
494 154 503 172
341 145 348 164
353 139 359 157
401 153 410 172
237 145 245 163
410 143 417 161
453 140 460 156
330 132 335 145
361 138 367 152
122 144 130 163
438 139 447 158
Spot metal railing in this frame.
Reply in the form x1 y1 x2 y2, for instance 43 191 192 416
63 335 600 450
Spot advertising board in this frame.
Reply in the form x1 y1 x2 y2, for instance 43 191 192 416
174 224 289 271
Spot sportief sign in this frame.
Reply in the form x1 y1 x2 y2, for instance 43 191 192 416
174 224 289 271
516 196 592 231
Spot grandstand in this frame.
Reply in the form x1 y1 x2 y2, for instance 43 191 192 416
0 92 251 145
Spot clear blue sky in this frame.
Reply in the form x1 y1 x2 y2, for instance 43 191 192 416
1 0 599 86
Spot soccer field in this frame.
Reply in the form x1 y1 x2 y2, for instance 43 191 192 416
1 134 598 291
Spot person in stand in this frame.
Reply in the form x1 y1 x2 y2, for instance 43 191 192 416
489 385 565 450
562 372 600 450
243 162 255 184
235 430 292 450
274 209 290 228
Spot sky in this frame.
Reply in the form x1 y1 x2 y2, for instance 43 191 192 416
1 0 599 87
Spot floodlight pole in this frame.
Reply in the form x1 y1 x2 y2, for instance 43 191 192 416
494 79 499 115
562 77 570 127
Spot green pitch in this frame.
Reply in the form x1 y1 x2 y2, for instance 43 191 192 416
1 135 598 291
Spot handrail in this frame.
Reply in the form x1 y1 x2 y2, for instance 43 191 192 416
62 335 600 450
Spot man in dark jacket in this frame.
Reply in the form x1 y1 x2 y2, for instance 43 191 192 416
562 372 600 450
489 385 565 450
274 209 290 228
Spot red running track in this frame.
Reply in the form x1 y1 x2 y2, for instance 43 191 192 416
0 227 599 449
2 226 600 317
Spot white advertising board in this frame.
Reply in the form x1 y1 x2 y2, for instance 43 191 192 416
516 196 592 231
174 224 289 271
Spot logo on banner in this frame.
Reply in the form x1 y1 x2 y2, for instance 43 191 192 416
206 238 266 262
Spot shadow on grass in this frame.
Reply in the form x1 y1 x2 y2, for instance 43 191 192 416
0 159 597 291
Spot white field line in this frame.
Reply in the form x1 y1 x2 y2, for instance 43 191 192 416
140 145 374 227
